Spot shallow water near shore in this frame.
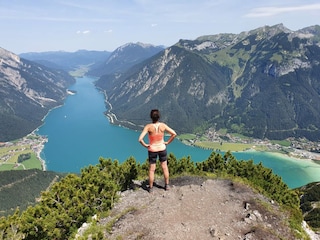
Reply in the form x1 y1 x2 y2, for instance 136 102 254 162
37 76 320 189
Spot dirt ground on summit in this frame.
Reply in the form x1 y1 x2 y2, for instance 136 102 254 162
93 176 302 240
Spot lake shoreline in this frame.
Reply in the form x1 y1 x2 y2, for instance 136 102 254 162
96 89 320 167
95 85 320 165
31 86 320 173
33 128 320 174
31 76 320 189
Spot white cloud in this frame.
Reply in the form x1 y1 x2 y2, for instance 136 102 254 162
151 23 157 27
76 30 90 34
245 3 320 18
104 29 113 33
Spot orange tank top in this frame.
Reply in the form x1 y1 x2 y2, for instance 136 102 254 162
148 123 165 152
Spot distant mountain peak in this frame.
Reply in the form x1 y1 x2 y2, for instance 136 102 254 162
241 23 293 40
92 42 164 76
296 25 320 38
0 47 21 66
115 42 160 52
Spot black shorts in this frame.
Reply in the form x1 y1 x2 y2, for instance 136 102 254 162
148 149 167 164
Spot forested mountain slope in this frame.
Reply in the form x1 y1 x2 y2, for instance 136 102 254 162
0 169 65 217
1 42 162 142
0 47 75 141
97 24 320 141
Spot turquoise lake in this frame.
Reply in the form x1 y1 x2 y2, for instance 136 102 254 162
37 76 320 188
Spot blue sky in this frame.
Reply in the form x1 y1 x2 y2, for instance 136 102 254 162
1 0 319 54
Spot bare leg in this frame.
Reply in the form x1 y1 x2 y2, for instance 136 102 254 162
160 161 169 185
149 163 156 188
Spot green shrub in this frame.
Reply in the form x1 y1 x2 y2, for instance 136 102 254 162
0 151 302 239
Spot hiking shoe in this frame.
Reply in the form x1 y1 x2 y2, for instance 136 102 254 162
148 187 154 194
164 184 170 191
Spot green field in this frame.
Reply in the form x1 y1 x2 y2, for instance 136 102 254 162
194 141 267 152
0 145 42 171
178 133 197 140
178 133 208 142
178 133 268 152
69 65 91 77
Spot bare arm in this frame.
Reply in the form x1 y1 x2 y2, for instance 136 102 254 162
164 124 177 145
138 125 150 148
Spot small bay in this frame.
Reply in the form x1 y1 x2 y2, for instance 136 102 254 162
37 76 320 188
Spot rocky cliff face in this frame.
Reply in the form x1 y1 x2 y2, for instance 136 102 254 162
99 45 230 133
97 24 320 141
0 47 75 141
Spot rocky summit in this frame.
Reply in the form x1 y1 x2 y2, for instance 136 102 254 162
76 176 313 240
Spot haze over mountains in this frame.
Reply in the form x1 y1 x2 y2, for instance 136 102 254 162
19 50 111 72
1 23 320 142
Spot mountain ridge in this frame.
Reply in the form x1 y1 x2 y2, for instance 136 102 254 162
0 42 165 142
88 42 164 77
2 24 320 142
97 24 320 141
0 48 75 141
19 49 111 72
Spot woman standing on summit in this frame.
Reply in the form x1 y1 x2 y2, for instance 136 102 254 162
139 109 177 193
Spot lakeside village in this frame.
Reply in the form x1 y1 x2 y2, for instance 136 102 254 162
183 127 320 162
1 128 320 171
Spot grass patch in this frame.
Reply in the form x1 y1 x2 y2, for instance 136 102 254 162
229 133 252 140
194 141 267 152
0 145 28 155
0 145 31 163
21 153 42 169
0 144 42 171
75 221 105 240
217 128 228 135
270 140 291 147
0 164 16 171
178 134 197 140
